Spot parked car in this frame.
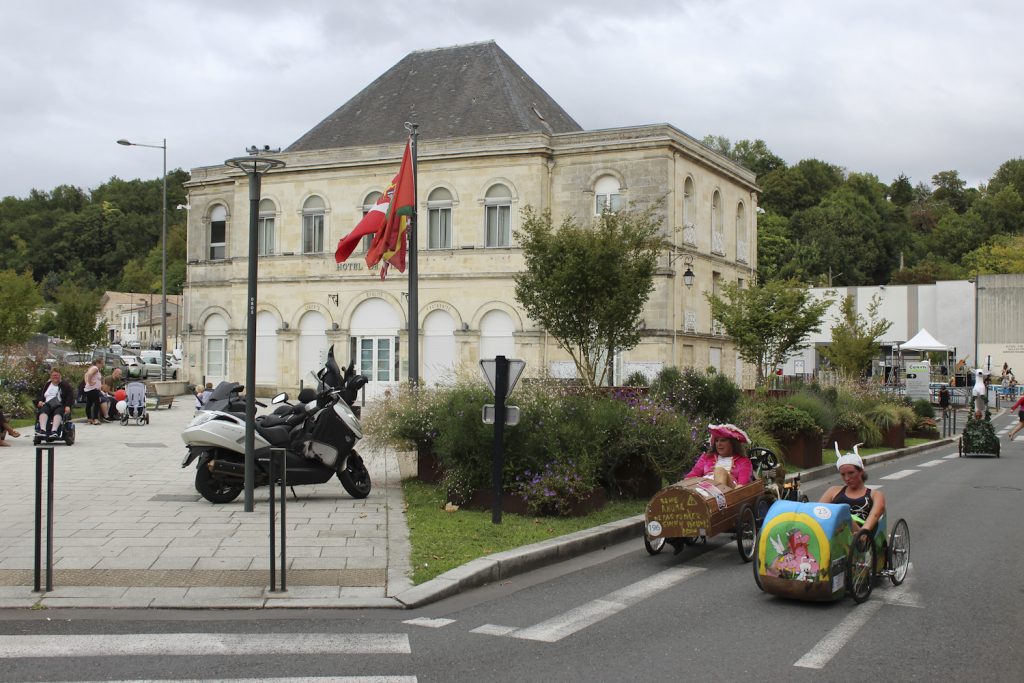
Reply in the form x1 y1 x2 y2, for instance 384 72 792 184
93 352 144 379
120 354 148 379
139 351 177 379
126 341 141 350
63 352 93 366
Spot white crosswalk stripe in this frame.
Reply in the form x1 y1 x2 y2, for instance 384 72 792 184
52 679 418 683
0 633 411 658
402 617 455 628
474 565 704 643
918 459 946 467
880 469 918 480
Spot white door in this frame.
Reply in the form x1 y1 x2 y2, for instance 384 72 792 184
255 310 278 384
709 346 722 374
423 309 456 386
480 310 515 360
350 298 401 400
298 311 328 387
203 313 228 385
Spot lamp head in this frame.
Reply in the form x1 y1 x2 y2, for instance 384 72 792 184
117 139 132 146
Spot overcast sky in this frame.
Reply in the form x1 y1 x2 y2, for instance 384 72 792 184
2 0 1021 200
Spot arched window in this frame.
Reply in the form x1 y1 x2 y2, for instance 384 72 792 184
428 187 453 249
360 191 382 254
735 202 747 263
682 177 696 245
484 184 512 247
594 175 622 214
258 198 276 256
209 204 227 260
711 190 724 255
302 195 325 254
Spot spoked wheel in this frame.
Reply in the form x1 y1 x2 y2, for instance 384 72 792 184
195 464 243 504
754 495 772 526
644 535 666 555
338 452 372 499
748 447 779 471
887 518 910 585
847 530 876 603
735 504 757 563
752 530 765 592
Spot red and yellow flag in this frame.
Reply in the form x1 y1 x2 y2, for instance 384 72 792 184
367 140 414 279
334 139 414 280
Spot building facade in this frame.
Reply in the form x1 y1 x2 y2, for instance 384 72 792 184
182 42 759 397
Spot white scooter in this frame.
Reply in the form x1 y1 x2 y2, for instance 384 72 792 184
181 346 371 504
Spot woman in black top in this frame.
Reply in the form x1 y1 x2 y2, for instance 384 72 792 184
819 449 886 537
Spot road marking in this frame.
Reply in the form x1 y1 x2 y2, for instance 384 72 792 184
880 469 918 480
918 460 946 467
402 617 455 628
470 624 518 636
478 566 704 643
943 453 959 459
0 634 411 658
794 600 883 669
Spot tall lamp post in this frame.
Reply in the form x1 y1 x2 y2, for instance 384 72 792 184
117 138 167 380
225 147 285 512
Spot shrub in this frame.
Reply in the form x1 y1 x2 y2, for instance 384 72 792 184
607 392 703 487
364 386 446 452
653 366 740 423
623 371 649 387
514 459 594 516
755 403 823 441
912 399 935 419
783 389 837 435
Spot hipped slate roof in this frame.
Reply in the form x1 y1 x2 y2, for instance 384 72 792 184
286 41 582 152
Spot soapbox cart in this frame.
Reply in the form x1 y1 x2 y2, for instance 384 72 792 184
958 410 1000 458
643 448 807 561
753 500 910 603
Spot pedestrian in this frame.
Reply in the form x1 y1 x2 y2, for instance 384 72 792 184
1009 392 1024 441
83 357 104 425
938 385 951 418
0 407 21 447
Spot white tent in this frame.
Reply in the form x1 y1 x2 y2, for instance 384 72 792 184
899 328 952 352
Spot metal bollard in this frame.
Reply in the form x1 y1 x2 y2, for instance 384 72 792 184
268 448 287 592
34 446 55 592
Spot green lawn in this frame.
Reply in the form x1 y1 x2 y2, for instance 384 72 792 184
402 480 647 584
819 437 936 467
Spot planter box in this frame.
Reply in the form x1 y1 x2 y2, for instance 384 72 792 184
455 486 606 517
826 427 859 450
782 433 823 469
881 424 906 449
416 449 444 484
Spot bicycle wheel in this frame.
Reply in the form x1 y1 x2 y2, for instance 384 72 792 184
887 518 910 585
735 505 757 563
846 530 876 603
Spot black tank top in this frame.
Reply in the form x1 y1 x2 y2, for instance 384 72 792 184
832 486 873 519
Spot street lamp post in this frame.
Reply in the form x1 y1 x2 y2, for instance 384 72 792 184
225 147 285 513
117 138 167 380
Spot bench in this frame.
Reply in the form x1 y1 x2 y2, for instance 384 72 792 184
145 383 175 410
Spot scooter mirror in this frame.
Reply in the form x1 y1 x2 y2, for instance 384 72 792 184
271 392 288 404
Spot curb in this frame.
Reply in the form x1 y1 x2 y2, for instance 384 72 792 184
393 436 959 608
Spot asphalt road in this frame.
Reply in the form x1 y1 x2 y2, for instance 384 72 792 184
1 415 1022 682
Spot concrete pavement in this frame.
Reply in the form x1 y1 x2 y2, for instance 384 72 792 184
0 398 983 610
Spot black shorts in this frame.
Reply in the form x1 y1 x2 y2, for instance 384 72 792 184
1018 410 1024 422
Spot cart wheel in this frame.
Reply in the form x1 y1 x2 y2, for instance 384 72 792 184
752 530 765 592
145 413 150 425
644 535 666 555
735 504 757 563
847 530 876 603
749 447 779 471
754 495 771 526
887 518 910 586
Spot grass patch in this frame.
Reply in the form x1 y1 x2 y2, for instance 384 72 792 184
402 479 647 584
815 436 938 469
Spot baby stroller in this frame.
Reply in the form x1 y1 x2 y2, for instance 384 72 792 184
120 381 150 426
33 399 76 446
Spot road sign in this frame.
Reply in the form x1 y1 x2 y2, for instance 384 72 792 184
480 357 526 396
483 404 520 426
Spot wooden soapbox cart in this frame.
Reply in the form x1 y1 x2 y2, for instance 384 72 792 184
643 448 803 562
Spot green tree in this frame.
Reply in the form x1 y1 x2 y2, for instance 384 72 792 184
701 135 786 178
54 285 107 352
707 279 832 384
0 269 43 351
987 158 1024 196
889 173 915 206
931 170 970 214
820 294 892 378
758 159 845 217
514 205 661 387
961 234 1024 274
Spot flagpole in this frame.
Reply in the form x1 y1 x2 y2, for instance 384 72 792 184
405 121 420 386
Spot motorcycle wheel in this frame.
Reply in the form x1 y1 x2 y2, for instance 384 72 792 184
195 463 243 504
338 453 372 499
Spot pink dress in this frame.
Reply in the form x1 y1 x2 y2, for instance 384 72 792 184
684 452 753 485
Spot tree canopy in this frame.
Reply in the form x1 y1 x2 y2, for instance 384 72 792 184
514 205 662 387
707 279 832 383
0 269 43 351
820 294 893 379
53 285 107 352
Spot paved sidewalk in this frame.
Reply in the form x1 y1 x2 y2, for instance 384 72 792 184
0 402 413 609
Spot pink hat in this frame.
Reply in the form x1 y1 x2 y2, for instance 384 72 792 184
708 423 750 444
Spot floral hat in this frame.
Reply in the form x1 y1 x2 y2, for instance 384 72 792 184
708 423 750 444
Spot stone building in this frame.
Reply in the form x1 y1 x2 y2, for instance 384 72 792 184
182 41 759 398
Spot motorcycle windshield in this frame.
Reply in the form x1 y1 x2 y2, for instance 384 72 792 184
319 345 343 391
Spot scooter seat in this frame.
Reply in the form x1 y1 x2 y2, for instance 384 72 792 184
259 414 290 428
256 423 292 446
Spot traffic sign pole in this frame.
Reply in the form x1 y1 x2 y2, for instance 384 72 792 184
491 355 509 524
